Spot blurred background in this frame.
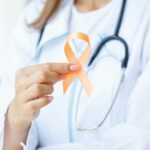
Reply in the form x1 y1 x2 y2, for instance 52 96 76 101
0 0 30 52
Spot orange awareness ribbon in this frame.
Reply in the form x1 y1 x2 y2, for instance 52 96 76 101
63 32 93 96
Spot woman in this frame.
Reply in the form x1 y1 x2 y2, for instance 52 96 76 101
1 0 150 149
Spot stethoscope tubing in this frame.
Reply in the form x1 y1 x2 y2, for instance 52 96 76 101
68 0 128 142
88 0 128 67
88 35 129 68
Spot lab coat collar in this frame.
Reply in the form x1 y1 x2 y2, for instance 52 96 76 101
37 0 74 50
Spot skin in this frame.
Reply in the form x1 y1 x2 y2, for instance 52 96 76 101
3 0 111 149
75 0 111 12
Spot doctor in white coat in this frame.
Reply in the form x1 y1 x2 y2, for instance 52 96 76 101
1 0 150 149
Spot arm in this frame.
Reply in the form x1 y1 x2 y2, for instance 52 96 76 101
0 0 43 149
3 116 29 150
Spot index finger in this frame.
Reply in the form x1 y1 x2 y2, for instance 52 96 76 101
18 63 80 76
50 63 80 74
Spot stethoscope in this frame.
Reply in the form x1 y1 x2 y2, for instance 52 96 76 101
67 0 129 142
89 0 128 68
36 0 129 143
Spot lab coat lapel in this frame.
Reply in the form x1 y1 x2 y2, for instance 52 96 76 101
37 0 74 50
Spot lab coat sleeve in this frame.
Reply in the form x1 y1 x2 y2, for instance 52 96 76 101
0 0 43 149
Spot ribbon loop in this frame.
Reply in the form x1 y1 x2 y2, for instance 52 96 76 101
63 32 93 96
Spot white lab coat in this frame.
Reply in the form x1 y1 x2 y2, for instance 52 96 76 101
1 0 150 149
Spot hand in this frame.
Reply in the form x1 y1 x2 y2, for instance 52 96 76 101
7 63 80 132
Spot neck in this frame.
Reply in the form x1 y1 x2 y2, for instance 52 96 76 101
75 0 111 12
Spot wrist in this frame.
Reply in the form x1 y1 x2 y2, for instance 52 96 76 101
7 104 31 133
4 110 31 150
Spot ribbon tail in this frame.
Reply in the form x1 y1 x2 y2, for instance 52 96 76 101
77 69 93 96
63 74 75 93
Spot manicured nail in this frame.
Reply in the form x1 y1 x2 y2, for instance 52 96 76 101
48 96 54 102
69 65 80 71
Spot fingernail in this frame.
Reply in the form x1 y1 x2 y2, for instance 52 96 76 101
69 65 80 71
48 96 54 102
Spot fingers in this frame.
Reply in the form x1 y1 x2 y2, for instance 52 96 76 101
24 96 54 113
18 84 54 102
16 63 80 91
28 64 80 83
50 63 80 73
24 71 61 89
16 63 80 77
16 64 49 77
15 62 80 105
